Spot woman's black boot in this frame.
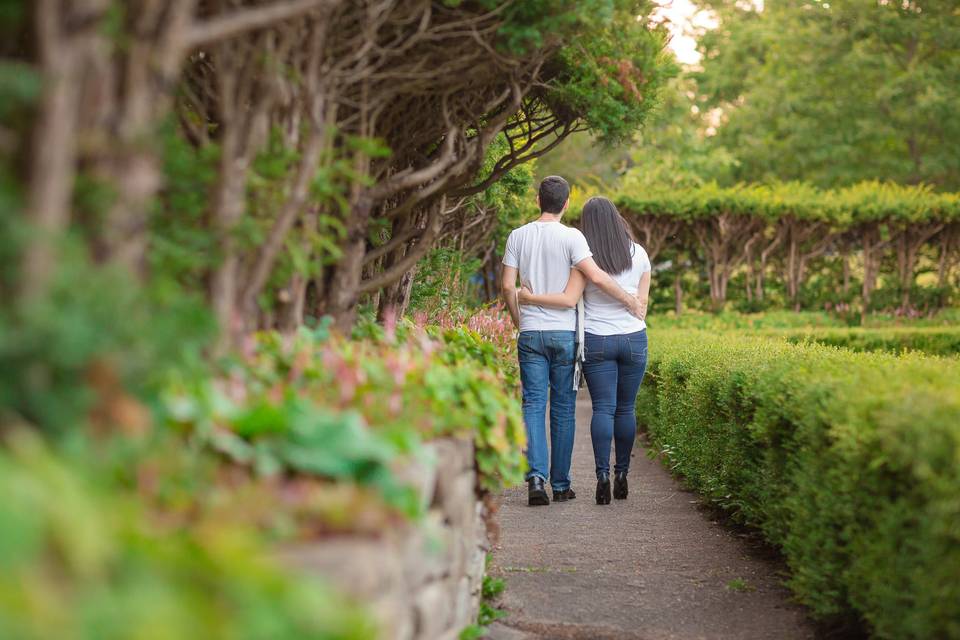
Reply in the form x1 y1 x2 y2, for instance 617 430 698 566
613 471 628 499
596 472 611 505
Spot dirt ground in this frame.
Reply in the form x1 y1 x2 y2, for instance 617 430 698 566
486 390 819 640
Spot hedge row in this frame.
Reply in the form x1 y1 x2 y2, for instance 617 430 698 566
766 327 960 357
617 180 960 224
637 331 960 638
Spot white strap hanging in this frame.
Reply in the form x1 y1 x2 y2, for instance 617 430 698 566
573 298 585 390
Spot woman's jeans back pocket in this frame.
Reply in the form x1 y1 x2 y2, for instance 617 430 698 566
627 331 648 366
584 334 605 364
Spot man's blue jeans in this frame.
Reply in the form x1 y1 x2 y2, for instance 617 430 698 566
582 330 648 478
517 330 577 491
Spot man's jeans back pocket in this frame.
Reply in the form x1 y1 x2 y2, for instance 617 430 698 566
549 336 575 365
518 332 540 363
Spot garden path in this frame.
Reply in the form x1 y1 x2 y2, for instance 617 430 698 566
486 390 817 640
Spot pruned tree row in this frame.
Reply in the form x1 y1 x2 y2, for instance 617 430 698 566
617 181 960 313
6 0 672 342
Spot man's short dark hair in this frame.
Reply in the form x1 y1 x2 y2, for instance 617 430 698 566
538 175 570 214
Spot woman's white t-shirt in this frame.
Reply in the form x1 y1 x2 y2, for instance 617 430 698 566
583 243 651 335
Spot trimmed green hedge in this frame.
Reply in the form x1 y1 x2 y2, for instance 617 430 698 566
617 180 960 227
766 327 960 357
637 331 960 638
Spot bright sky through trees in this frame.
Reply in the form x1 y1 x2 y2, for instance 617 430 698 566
654 0 764 65
654 0 714 64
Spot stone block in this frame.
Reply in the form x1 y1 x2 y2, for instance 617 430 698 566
430 437 474 479
403 513 453 587
437 471 477 530
369 593 414 640
394 446 438 511
451 575 473 631
275 537 403 600
413 581 454 639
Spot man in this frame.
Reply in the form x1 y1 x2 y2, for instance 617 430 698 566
501 176 643 506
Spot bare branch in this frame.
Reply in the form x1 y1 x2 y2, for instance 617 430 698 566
186 0 339 48
359 206 444 293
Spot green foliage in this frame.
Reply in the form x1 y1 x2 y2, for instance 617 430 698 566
2 312 525 636
482 575 506 600
450 2 674 143
409 248 482 316
0 0 26 33
649 310 845 331
725 578 755 593
619 180 960 227
0 430 376 640
768 326 960 357
410 135 536 315
617 180 960 314
488 0 620 55
151 122 221 290
174 326 526 499
0 60 40 122
420 306 520 389
619 77 739 191
477 600 508 627
545 2 676 144
0 235 214 435
692 0 960 189
459 572 507 639
478 134 538 241
639 330 960 637
651 309 960 331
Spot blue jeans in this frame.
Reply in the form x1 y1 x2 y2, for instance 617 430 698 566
582 330 648 478
517 330 577 491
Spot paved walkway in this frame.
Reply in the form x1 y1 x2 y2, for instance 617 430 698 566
487 390 817 640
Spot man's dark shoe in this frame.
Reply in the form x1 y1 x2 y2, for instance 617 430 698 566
553 487 577 502
613 471 629 499
528 477 549 506
596 472 611 505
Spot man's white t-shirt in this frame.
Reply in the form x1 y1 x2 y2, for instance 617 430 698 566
583 243 651 335
502 221 593 332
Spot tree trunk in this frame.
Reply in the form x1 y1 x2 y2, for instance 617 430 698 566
209 126 250 346
326 195 373 332
756 230 784 302
894 223 944 310
378 265 417 321
861 227 882 308
674 269 683 316
936 225 960 289
937 232 951 287
841 249 851 296
786 230 800 311
239 118 327 328
896 233 912 310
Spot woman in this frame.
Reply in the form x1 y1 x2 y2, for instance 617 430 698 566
518 196 651 505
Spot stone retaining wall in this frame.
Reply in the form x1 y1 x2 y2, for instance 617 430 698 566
277 436 488 640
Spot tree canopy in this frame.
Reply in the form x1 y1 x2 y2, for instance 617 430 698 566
694 0 960 189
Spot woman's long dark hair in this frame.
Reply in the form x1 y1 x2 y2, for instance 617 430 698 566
581 196 634 275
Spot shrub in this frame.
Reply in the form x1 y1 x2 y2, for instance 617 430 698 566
1 321 526 637
638 331 960 638
647 310 845 331
165 324 526 508
768 326 960 357
0 430 375 640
